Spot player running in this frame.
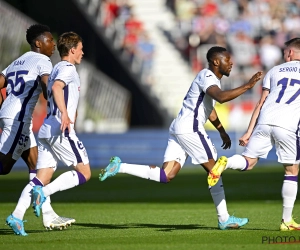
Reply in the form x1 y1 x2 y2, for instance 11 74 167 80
100 46 262 230
3 24 75 236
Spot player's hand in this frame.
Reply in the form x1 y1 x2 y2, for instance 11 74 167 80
60 112 74 132
220 131 231 149
239 132 251 146
247 71 263 89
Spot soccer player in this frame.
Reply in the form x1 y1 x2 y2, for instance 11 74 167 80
2 24 74 235
6 31 91 236
209 38 300 231
99 46 263 230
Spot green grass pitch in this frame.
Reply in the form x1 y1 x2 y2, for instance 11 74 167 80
1 166 300 249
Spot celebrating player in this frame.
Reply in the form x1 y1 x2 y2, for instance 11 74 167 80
99 46 263 230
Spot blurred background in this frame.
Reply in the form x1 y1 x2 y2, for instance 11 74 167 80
1 0 299 168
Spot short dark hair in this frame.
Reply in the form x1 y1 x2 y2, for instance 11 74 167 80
285 38 300 50
57 32 82 57
26 24 51 46
206 46 227 63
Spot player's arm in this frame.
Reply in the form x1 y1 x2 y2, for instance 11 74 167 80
208 108 231 149
0 74 7 108
52 80 73 132
74 109 78 128
40 74 49 100
239 89 269 146
206 71 263 103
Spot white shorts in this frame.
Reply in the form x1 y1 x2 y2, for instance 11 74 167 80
243 124 300 164
0 118 36 160
164 129 217 167
37 133 89 171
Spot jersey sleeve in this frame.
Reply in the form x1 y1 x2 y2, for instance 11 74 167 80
262 69 272 90
55 64 75 86
37 58 52 77
201 71 219 93
1 67 8 77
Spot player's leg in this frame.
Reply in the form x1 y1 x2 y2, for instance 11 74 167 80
22 146 55 224
2 121 37 235
208 124 272 186
21 143 76 229
206 163 249 229
208 175 248 229
21 129 72 227
197 143 232 228
230 125 273 171
0 119 23 175
187 129 249 229
32 135 90 218
0 152 16 174
225 155 257 171
175 129 221 187
33 164 89 223
208 155 258 187
272 126 300 230
6 138 56 235
280 163 299 230
3 138 28 236
176 126 242 223
99 133 187 182
6 172 43 235
37 160 91 195
225 133 265 171
100 158 182 182
162 161 182 181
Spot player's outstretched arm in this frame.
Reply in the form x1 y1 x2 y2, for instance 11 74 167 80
206 71 263 104
239 89 269 146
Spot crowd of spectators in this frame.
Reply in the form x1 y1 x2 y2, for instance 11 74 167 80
94 0 300 100
165 0 300 91
163 0 300 129
97 0 155 85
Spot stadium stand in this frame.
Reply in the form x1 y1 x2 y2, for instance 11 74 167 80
0 0 131 134
75 0 195 119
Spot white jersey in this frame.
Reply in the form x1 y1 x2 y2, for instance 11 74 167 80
258 61 300 132
0 51 52 123
38 61 80 138
169 69 220 134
